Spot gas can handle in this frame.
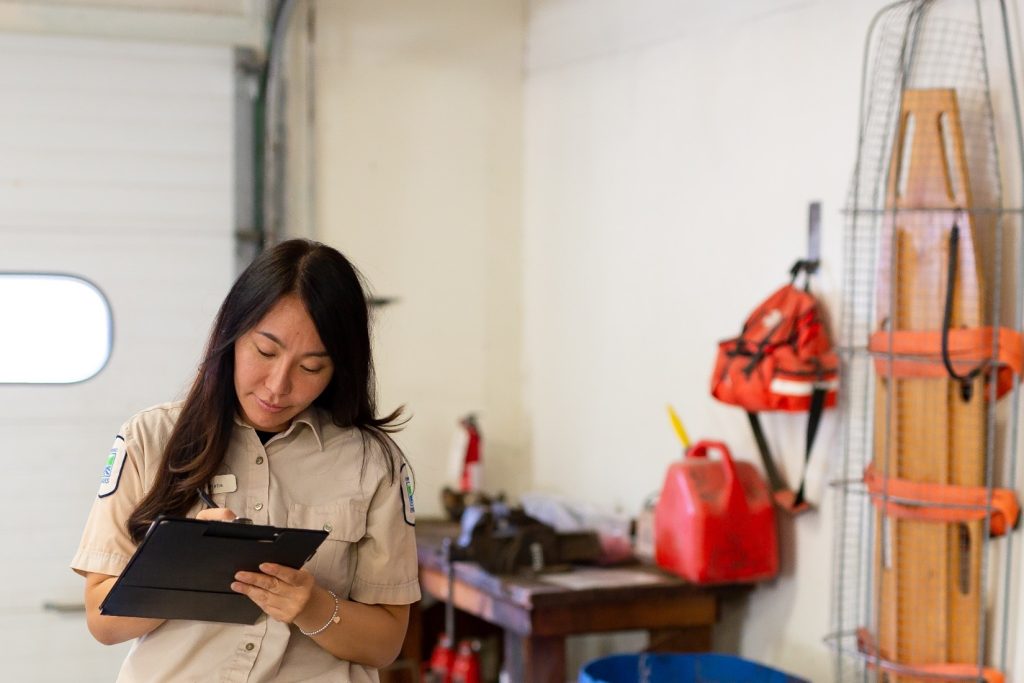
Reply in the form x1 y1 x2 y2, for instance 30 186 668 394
686 440 742 503
686 440 738 474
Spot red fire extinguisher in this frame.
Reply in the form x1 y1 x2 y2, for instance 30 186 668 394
457 414 482 493
450 639 482 683
427 632 455 683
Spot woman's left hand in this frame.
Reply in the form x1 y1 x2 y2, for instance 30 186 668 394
232 563 315 624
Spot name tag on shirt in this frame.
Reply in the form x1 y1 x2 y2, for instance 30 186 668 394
211 474 237 494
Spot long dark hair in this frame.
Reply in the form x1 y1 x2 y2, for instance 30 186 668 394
127 240 404 542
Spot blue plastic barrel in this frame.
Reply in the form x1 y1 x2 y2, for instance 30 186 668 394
578 653 810 683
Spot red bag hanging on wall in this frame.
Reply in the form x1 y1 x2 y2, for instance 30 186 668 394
710 260 838 512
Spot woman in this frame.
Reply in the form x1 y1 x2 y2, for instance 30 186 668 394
72 240 419 682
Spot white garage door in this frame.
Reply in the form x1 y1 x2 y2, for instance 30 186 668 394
0 32 234 681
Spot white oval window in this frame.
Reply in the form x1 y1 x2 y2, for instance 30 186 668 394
0 274 113 383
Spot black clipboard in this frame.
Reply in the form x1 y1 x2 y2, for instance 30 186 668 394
100 516 329 624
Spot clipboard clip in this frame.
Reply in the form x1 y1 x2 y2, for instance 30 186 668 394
202 519 278 540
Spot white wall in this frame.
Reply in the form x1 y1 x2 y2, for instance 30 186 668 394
303 1 864 678
309 0 527 517
0 33 235 681
522 0 1024 680
304 1 1024 680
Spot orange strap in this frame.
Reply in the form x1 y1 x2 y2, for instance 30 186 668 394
857 628 1004 683
864 463 1020 536
868 326 1024 398
771 489 811 515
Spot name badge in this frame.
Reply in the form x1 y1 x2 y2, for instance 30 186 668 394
210 474 238 494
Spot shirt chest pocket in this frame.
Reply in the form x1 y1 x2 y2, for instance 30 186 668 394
287 499 367 597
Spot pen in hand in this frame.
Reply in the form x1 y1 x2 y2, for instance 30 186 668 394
196 487 252 524
196 487 218 509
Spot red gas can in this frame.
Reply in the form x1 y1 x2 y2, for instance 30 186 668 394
654 440 778 584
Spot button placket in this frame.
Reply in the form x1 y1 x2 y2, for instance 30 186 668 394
234 619 267 678
249 436 271 525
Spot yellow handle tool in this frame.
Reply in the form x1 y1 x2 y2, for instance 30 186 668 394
666 404 691 449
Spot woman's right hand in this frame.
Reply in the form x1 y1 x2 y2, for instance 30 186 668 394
196 507 238 522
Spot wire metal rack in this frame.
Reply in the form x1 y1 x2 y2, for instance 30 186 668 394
830 1 1024 681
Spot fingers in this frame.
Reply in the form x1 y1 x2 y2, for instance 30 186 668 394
231 566 315 624
196 508 238 522
258 563 308 586
230 575 284 615
233 571 281 592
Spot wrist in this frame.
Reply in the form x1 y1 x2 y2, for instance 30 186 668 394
296 587 340 637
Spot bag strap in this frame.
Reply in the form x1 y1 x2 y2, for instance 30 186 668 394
747 412 786 492
796 387 827 506
746 386 826 513
789 259 819 292
941 222 985 401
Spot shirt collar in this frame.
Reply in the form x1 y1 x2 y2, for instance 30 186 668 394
232 406 325 451
291 406 325 451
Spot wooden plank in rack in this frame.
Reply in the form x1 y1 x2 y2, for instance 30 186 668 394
874 88 985 679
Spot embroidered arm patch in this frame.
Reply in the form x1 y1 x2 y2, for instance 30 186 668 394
98 435 127 499
400 463 416 526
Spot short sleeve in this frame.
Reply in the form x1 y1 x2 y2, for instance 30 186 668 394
349 447 421 605
70 420 146 578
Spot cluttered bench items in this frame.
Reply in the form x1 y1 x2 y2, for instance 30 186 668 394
414 516 721 683
413 464 786 683
440 498 605 575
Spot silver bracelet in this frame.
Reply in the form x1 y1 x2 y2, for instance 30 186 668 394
298 590 340 637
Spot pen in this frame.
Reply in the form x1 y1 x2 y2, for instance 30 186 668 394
197 486 253 524
197 487 218 509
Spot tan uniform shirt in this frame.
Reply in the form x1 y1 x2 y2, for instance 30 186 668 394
71 402 421 683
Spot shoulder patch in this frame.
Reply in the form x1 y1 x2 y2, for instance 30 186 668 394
400 463 416 526
98 435 127 499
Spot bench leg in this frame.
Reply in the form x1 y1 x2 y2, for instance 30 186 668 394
504 632 565 683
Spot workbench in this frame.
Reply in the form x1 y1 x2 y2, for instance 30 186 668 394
413 520 728 683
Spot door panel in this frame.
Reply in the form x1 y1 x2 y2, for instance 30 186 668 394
0 33 234 680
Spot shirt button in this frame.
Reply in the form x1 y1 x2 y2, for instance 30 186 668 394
245 643 255 652
255 456 264 465
254 503 264 511
323 522 333 533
